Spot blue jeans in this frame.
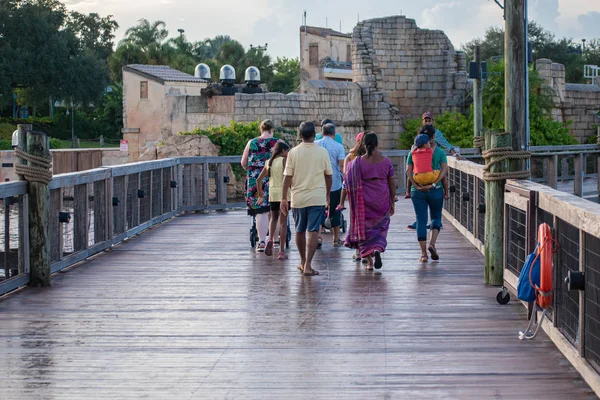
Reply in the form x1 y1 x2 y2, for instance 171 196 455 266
410 188 444 242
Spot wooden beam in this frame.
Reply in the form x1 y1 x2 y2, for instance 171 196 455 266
484 132 511 285
27 131 51 287
574 153 584 197
505 0 527 170
73 184 89 253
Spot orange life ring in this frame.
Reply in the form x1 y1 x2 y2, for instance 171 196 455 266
536 223 553 309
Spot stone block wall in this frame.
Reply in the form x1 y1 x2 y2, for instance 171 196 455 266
537 58 600 143
232 82 365 147
352 15 469 148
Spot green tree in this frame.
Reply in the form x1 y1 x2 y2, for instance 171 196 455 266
121 18 168 51
0 0 115 111
270 57 300 93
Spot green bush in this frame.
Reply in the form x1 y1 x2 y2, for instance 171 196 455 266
0 117 55 135
49 138 63 149
181 120 290 156
0 140 12 150
0 122 17 140
398 111 474 150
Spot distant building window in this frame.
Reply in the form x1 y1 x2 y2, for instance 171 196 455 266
309 44 319 67
347 44 351 63
140 81 148 99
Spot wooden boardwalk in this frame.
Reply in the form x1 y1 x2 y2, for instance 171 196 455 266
0 199 596 399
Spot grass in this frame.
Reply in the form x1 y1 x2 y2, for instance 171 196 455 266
59 140 119 149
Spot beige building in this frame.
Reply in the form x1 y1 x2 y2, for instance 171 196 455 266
299 26 352 91
122 65 209 160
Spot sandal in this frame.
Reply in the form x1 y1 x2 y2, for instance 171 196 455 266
297 264 304 273
333 239 344 247
317 237 323 249
336 204 346 211
278 252 288 260
374 251 383 269
428 246 439 261
303 269 320 276
420 255 428 263
352 253 361 261
265 240 274 256
256 241 266 252
365 256 373 270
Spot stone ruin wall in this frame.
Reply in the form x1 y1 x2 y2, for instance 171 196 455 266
352 16 469 149
164 82 365 149
536 59 600 143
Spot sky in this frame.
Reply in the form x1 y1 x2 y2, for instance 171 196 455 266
64 0 600 59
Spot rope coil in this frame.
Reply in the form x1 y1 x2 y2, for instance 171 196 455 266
14 148 53 184
482 146 531 182
473 136 485 150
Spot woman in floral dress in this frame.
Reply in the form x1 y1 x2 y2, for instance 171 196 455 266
241 119 279 251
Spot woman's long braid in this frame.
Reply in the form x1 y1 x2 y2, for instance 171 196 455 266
363 132 378 157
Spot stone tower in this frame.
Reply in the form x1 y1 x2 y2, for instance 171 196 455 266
352 16 469 148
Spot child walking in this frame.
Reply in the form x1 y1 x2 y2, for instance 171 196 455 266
257 141 290 259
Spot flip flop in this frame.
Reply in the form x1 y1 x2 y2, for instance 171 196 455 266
265 240 274 256
303 269 320 276
428 246 439 261
317 237 323 249
374 251 383 269
336 205 346 211
297 264 304 273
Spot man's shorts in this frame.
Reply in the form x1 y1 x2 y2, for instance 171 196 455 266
293 206 326 233
270 201 290 211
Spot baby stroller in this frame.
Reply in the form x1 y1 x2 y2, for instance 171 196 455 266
250 215 292 249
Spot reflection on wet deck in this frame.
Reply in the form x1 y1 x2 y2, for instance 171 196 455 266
0 202 596 398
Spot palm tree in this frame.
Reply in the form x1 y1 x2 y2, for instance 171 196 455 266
206 35 234 59
121 19 168 51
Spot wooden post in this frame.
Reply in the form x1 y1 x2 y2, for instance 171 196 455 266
73 184 89 252
547 155 558 189
17 125 30 275
574 153 585 197
561 157 569 181
484 131 511 285
94 180 107 243
216 163 227 208
27 131 51 287
49 189 63 262
505 0 527 170
473 45 483 144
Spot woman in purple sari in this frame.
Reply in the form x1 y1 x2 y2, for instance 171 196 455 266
344 132 396 270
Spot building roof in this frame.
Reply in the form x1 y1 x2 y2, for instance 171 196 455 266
123 64 208 84
300 26 352 39
565 83 600 92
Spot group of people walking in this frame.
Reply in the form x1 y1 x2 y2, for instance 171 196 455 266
241 112 459 275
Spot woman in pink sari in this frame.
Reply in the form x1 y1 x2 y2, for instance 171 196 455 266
344 132 396 270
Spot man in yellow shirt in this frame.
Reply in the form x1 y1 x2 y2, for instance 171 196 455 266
281 121 333 276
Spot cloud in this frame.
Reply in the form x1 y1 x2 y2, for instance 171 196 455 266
529 0 559 26
576 11 600 39
420 1 503 49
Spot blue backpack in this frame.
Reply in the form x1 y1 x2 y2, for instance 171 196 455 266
517 244 541 303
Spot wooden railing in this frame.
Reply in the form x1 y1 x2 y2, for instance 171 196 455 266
0 156 242 296
443 156 600 394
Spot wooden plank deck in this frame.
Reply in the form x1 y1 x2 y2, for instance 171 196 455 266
0 199 596 399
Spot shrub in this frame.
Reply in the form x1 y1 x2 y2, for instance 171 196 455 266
0 122 17 140
398 110 474 150
0 140 12 150
181 120 290 156
49 138 63 149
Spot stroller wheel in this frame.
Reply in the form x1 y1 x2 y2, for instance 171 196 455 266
496 289 510 305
